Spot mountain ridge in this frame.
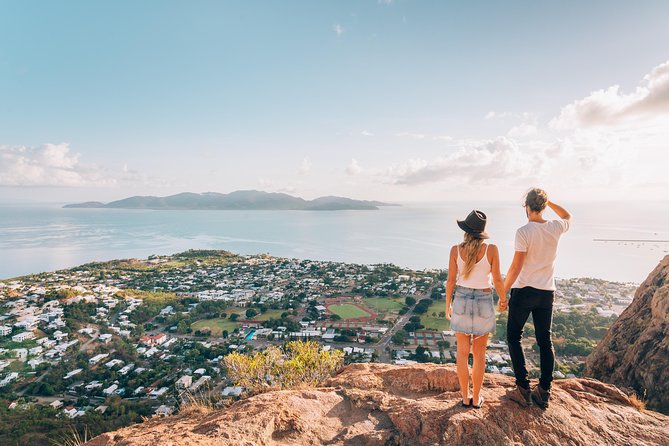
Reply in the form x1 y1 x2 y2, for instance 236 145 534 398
585 254 669 414
63 190 398 211
88 363 669 446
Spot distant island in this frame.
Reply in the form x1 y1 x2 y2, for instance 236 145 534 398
63 190 399 211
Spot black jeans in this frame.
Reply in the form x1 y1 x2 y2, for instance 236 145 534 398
506 286 555 390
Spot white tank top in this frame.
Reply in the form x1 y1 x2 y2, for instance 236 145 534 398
456 244 491 289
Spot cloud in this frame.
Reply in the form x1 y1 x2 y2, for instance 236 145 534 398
551 59 669 129
0 143 115 187
360 130 374 137
299 157 312 175
383 137 548 186
333 24 344 36
346 159 363 176
507 123 538 138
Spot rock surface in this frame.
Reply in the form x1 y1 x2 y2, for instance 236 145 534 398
88 363 669 446
585 254 669 414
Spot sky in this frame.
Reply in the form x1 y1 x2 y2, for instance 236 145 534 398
1 0 669 204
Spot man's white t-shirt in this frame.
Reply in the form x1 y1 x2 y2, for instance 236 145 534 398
512 219 570 291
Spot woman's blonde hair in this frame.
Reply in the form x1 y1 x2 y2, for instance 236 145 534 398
459 232 484 279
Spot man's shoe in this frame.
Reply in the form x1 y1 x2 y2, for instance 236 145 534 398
531 385 551 409
508 386 532 407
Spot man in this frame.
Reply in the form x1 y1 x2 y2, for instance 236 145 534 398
504 188 571 409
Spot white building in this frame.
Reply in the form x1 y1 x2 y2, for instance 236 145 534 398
105 359 124 369
222 386 243 397
12 331 35 342
175 375 193 389
103 384 119 395
190 375 211 391
98 334 112 344
150 387 169 399
89 353 109 365
0 326 11 336
154 405 174 417
64 369 83 379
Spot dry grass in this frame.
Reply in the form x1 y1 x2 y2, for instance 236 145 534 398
178 387 225 418
628 391 647 411
51 426 89 446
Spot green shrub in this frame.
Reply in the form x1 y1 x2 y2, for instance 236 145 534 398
223 340 344 393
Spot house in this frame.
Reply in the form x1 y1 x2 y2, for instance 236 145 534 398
98 334 112 344
149 387 169 399
175 375 193 389
50 400 63 409
29 346 43 356
52 331 68 341
0 325 11 336
88 353 109 365
64 369 83 379
105 359 124 369
13 348 28 362
0 373 19 387
103 384 119 395
222 386 243 397
139 333 168 347
118 364 135 375
85 381 103 390
12 331 35 342
190 376 211 391
78 327 95 336
154 405 174 417
28 358 46 369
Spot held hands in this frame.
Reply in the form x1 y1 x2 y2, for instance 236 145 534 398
498 297 508 313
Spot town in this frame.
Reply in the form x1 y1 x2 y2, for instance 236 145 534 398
0 250 636 436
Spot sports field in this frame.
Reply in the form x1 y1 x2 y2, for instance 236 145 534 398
191 318 239 336
327 303 372 319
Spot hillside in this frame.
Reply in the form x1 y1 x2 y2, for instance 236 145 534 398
63 190 398 211
585 254 669 414
88 363 669 446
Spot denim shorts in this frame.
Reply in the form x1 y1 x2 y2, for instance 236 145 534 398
450 285 496 336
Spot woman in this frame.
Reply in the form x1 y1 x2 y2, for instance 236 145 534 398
445 210 507 408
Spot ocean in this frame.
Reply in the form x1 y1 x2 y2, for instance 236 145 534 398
1 202 668 282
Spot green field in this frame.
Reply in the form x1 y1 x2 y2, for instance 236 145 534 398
328 303 372 319
363 297 404 313
420 300 453 331
191 318 240 336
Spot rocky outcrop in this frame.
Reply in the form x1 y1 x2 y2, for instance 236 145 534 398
585 255 669 414
89 363 669 446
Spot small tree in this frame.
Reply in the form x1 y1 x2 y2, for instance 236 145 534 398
392 329 408 345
